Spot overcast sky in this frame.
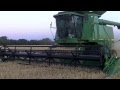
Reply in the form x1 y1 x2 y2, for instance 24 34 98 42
0 11 120 41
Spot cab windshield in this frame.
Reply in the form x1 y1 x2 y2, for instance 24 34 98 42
55 14 83 39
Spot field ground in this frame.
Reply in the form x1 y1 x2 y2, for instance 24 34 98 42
0 60 119 79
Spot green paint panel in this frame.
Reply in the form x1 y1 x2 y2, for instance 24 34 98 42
81 22 94 40
99 25 114 40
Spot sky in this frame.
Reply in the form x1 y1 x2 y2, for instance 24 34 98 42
0 11 120 41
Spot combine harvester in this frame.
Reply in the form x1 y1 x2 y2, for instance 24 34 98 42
0 11 120 76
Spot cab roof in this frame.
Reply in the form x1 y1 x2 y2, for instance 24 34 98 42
54 11 106 17
74 11 106 16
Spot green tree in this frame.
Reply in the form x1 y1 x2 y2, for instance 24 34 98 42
18 39 28 45
0 36 8 45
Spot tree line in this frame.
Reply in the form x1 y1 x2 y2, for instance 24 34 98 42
0 36 55 45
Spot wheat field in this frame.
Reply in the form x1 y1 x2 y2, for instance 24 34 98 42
0 60 119 79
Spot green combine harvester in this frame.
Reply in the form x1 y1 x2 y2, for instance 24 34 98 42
0 11 120 76
54 11 120 75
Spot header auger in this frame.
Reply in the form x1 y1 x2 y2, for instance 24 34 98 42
0 11 120 76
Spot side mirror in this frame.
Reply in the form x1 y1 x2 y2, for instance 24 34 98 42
50 22 52 28
50 22 56 29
